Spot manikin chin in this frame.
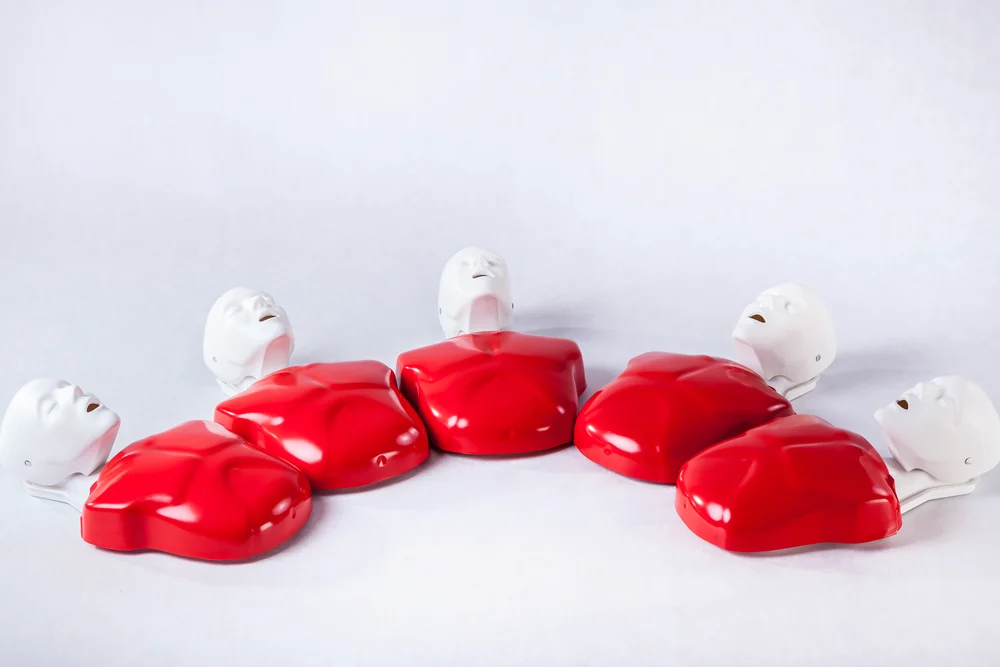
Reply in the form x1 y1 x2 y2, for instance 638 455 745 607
0 379 121 511
732 283 836 400
204 287 295 396
876 376 1000 514
439 247 514 338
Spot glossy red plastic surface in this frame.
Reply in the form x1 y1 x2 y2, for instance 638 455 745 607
396 331 586 455
81 420 311 561
676 414 902 552
215 361 430 490
574 352 793 484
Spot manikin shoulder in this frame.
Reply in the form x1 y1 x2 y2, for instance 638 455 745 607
624 352 735 379
295 361 395 389
219 361 395 407
397 331 581 378
400 331 579 364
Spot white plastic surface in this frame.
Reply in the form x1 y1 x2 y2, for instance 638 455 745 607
203 287 295 395
732 283 836 400
23 473 101 512
438 247 514 338
884 458 978 514
876 376 1000 513
0 379 120 510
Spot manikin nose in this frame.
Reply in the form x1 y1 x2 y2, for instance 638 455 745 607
755 295 777 312
250 295 268 310
470 256 495 278
55 384 83 403
914 382 943 401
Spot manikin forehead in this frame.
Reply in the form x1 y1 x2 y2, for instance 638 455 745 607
935 378 998 423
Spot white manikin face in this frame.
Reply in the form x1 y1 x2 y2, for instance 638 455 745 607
876 376 1000 484
0 379 121 486
438 247 514 339
203 288 295 394
732 283 836 384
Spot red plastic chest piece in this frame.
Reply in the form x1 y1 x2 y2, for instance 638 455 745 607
574 352 793 484
396 331 586 455
676 414 902 552
81 420 311 561
215 361 430 490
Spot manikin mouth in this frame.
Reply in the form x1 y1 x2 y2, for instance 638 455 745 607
896 399 909 410
748 313 766 323
86 402 100 413
259 313 277 322
472 271 492 279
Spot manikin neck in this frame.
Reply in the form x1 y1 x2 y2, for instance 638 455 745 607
465 296 501 334
884 457 978 515
733 339 821 401
767 374 820 401
24 469 102 512
217 376 256 397
456 326 502 337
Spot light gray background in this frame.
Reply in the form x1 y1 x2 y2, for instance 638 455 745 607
1 1 999 665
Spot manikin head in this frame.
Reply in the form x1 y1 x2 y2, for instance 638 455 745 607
876 377 1000 484
204 288 295 395
732 283 836 385
0 379 121 486
438 247 513 339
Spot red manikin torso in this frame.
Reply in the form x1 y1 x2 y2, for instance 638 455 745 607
396 331 586 455
82 420 312 561
215 361 430 490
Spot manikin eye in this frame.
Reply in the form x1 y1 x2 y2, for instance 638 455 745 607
748 314 766 323
39 398 58 417
896 399 909 410
936 396 957 413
